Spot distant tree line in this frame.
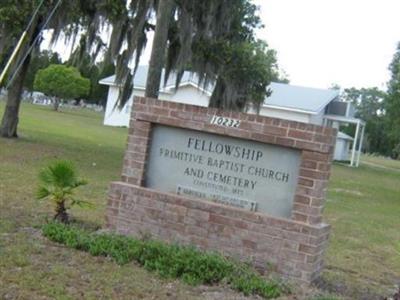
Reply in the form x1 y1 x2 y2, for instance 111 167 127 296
339 43 400 159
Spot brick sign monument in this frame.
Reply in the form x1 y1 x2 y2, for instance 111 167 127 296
106 96 336 283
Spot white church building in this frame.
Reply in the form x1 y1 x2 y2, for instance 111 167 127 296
99 66 365 166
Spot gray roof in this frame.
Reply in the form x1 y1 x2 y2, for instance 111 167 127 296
337 131 354 141
265 82 339 114
99 66 339 114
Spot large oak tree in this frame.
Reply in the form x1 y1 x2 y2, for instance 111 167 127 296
1 0 281 138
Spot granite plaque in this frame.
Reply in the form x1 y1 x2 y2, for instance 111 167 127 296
145 125 301 218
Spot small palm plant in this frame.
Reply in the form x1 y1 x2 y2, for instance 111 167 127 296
36 160 89 223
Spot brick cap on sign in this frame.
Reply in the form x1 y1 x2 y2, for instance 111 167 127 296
131 96 337 155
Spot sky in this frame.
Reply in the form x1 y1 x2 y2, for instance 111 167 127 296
253 0 400 90
43 0 400 91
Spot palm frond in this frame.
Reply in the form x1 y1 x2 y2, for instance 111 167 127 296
70 198 94 208
38 160 78 188
36 186 50 200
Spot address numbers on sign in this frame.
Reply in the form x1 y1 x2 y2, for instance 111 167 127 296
210 115 240 128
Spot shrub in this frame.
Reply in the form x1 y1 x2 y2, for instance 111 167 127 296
42 222 286 299
36 160 89 223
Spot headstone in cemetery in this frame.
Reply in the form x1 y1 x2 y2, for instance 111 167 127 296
106 96 337 283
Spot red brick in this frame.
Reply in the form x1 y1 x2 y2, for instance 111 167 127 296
272 119 281 126
231 111 241 119
310 197 324 206
133 103 149 112
309 235 329 246
262 124 288 136
150 106 170 115
280 120 290 128
293 203 322 216
246 114 257 122
170 110 193 120
302 151 330 162
294 195 312 205
295 140 323 152
256 115 267 124
282 240 300 251
300 168 330 180
308 215 323 224
125 177 139 185
131 137 149 146
187 209 209 222
279 249 306 262
296 186 324 198
127 160 145 169
209 213 234 226
239 121 263 132
301 160 318 170
305 255 320 263
225 128 251 139
250 132 276 143
242 239 257 250
299 243 323 255
192 114 211 123
292 212 308 223
288 130 314 140
298 177 314 187
157 116 184 127
130 144 148 153
203 124 226 134
297 123 308 130
135 112 158 122
125 151 147 161
165 203 187 216
186 225 208 237
314 134 334 144
276 137 295 147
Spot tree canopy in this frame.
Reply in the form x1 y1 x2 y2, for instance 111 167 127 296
67 50 115 106
71 0 282 110
342 87 387 155
34 64 89 110
0 0 283 137
385 42 400 157
0 0 119 136
24 50 62 92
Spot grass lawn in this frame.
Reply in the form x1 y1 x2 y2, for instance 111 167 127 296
323 162 400 297
1 102 399 299
361 154 400 171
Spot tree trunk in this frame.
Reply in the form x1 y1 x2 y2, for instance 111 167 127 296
0 14 40 138
53 97 60 111
209 78 224 108
144 0 175 99
54 201 69 224
0 57 30 137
